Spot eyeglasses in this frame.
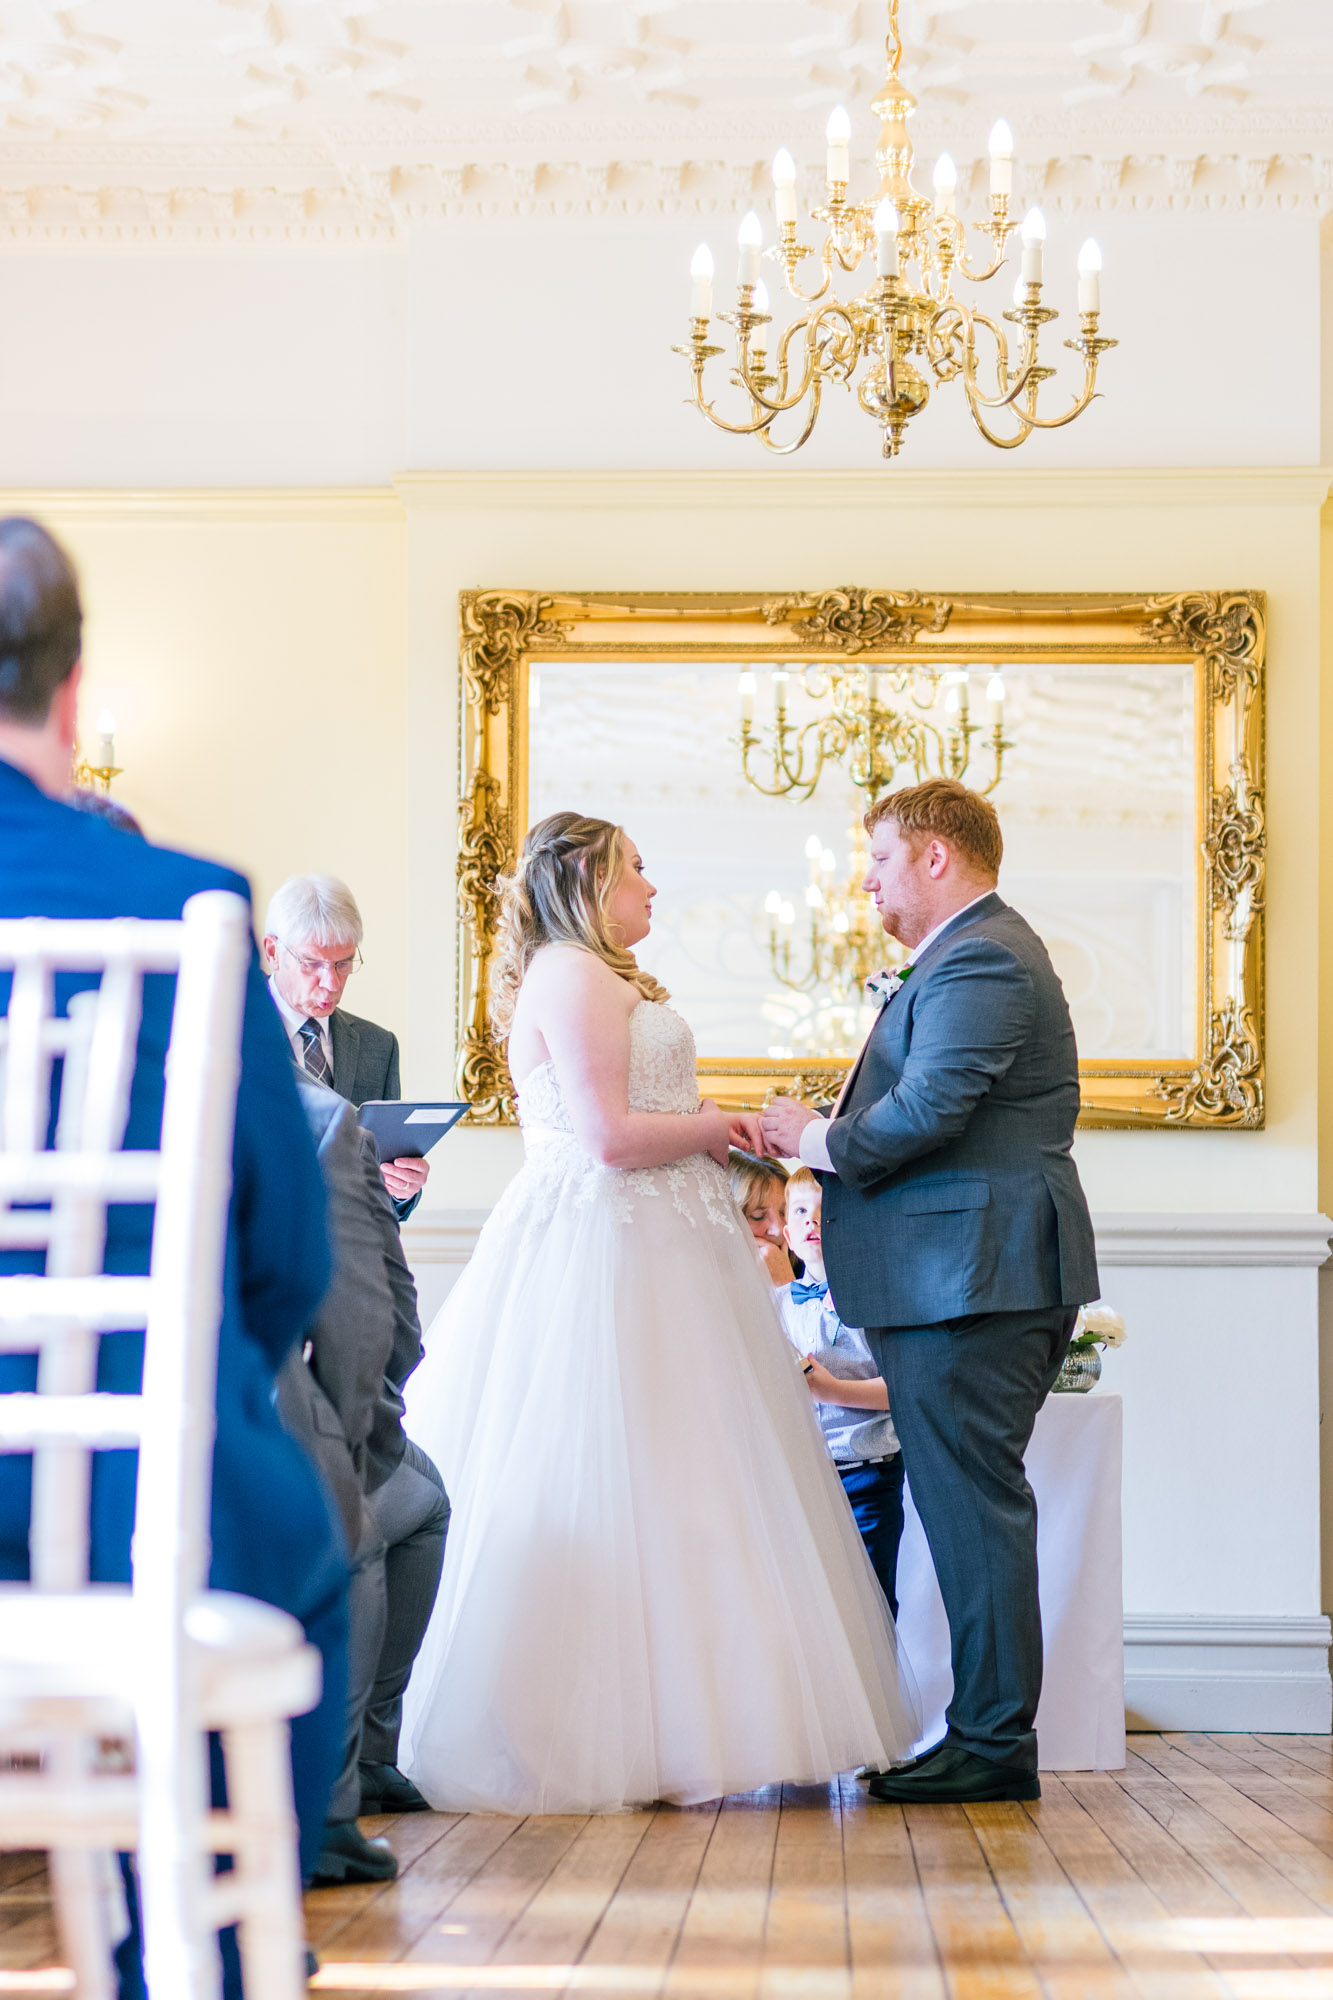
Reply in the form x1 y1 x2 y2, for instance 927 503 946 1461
276 939 363 979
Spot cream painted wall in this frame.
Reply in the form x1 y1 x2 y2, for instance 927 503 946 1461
7 492 412 1042
401 468 1327 1219
0 209 1316 486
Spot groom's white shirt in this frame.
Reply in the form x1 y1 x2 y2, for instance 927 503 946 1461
798 892 994 1175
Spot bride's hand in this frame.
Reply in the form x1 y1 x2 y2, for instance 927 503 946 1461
728 1112 766 1155
697 1099 733 1167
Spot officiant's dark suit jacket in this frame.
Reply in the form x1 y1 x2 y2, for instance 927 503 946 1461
329 1005 401 1107
328 1006 421 1223
0 755 348 1884
819 892 1098 1329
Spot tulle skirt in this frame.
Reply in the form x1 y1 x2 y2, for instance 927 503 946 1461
401 1139 920 1814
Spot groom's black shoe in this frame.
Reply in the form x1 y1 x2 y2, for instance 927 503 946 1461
866 1743 1039 1804
857 1736 950 1781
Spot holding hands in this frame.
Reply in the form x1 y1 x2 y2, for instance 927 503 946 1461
697 1101 767 1165
760 1095 821 1161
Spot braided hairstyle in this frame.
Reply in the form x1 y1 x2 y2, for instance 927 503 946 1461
488 811 670 1037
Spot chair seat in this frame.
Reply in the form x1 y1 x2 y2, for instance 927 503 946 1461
0 1586 321 1729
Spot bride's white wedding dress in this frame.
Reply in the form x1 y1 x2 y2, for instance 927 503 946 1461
401 999 920 1814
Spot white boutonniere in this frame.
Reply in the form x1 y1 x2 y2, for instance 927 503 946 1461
865 963 915 1009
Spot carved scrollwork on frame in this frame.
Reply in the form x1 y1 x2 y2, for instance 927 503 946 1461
762 586 952 652
456 585 1265 1132
1140 590 1265 702
1206 769 1265 945
1152 999 1263 1130
460 589 565 717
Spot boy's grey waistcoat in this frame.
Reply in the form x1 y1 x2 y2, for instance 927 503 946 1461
820 893 1099 1328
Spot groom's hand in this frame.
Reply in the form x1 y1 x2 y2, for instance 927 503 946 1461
761 1096 820 1160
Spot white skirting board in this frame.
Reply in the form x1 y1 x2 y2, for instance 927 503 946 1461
1124 1614 1333 1733
403 1206 1333 1738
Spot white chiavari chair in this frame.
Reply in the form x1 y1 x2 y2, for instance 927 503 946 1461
0 891 321 2000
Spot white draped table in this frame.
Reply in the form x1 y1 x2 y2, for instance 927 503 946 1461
894 1390 1125 1771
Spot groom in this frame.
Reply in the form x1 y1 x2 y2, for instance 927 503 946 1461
761 777 1098 1803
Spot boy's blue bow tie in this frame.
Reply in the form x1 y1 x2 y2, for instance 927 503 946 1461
790 1279 829 1305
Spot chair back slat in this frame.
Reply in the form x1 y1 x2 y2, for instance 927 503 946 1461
3 958 55 1153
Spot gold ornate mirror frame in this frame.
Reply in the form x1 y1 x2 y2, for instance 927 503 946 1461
456 587 1264 1131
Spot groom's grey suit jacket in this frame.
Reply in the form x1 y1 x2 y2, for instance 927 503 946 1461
819 892 1099 1329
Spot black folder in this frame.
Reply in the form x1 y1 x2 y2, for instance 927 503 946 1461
356 1100 469 1163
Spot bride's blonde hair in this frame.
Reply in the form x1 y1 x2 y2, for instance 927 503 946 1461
489 811 669 1037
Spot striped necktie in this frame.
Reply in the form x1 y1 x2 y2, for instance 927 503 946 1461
298 1018 332 1088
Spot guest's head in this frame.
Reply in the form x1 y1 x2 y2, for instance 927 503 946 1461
784 1167 824 1283
65 787 144 837
862 777 1002 950
0 518 84 797
261 874 364 1020
728 1148 793 1272
490 812 667 1037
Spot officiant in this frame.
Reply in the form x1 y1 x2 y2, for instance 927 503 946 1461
262 873 427 1221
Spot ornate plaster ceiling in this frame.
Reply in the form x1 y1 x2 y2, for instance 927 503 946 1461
0 0 1329 243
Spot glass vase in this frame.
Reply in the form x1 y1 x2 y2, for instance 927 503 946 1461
1053 1343 1102 1394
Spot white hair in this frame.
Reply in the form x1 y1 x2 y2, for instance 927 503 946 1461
264 874 364 950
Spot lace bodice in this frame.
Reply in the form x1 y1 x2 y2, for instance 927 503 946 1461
509 1002 735 1232
516 1001 701 1130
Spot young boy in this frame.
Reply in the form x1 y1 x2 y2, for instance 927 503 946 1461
778 1167 906 1619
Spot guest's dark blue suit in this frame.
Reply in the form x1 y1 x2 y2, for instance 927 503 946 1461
0 758 348 1939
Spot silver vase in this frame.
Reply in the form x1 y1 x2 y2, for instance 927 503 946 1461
1053 1343 1102 1394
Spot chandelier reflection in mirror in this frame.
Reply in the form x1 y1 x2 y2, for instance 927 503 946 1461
675 0 1116 459
739 657 1010 801
764 824 907 1057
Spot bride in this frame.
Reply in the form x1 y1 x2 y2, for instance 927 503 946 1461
401 812 919 1813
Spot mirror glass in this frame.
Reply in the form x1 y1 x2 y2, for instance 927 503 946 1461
527 656 1197 1066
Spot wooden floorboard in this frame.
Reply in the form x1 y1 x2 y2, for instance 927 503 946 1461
20 1741 1333 1996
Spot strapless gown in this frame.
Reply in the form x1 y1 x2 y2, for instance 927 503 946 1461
401 1000 920 1813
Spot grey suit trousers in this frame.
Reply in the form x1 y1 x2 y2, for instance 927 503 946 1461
360 1440 450 1769
867 1305 1075 1774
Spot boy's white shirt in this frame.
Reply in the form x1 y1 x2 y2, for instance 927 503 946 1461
776 1283 901 1462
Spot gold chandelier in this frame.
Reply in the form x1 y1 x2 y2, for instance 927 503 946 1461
739 660 1009 801
675 0 1115 460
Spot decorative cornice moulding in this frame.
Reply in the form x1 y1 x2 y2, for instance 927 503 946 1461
393 469 1333 515
1 149 1332 245
0 488 403 524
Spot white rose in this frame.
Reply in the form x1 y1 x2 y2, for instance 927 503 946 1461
1077 1304 1126 1348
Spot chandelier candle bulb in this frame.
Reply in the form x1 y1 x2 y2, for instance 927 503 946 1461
1021 208 1046 284
737 211 763 290
773 669 789 718
772 146 798 226
738 671 757 724
932 153 958 216
825 105 851 188
689 242 714 319
986 674 1006 723
873 199 899 277
97 710 116 768
989 119 1015 199
1078 237 1102 314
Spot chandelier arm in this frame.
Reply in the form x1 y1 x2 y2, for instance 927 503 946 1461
999 361 1104 431
958 391 1036 451
734 321 830 418
689 379 785 437
757 386 826 455
957 311 1055 411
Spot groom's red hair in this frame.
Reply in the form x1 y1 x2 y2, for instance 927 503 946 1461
865 777 1002 877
